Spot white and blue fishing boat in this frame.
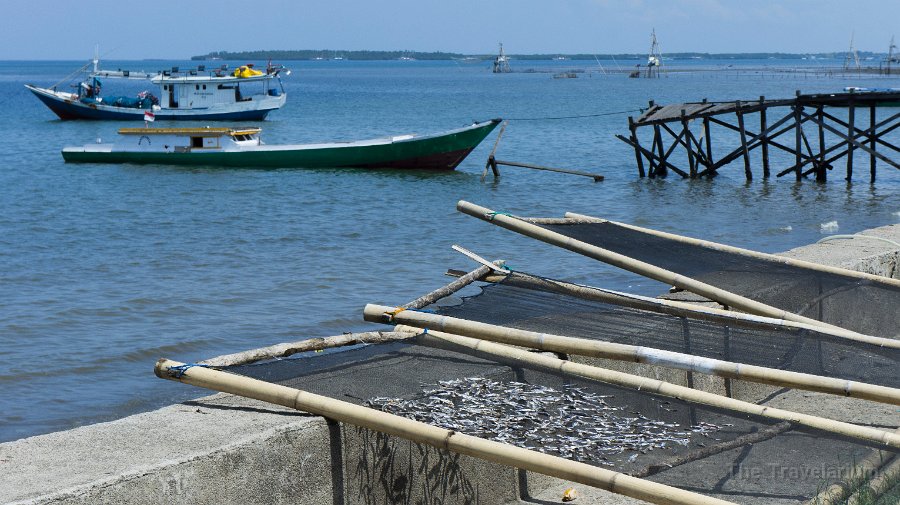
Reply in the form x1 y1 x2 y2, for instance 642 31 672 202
25 55 288 121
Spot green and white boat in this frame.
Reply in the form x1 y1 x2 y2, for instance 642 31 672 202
62 119 501 170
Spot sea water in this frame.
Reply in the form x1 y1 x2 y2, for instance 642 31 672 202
1 58 899 442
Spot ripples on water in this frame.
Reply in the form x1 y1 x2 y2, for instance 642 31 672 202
1 59 899 441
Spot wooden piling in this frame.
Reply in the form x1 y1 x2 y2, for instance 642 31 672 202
870 105 877 182
621 89 900 182
629 116 646 177
735 101 751 180
759 96 770 178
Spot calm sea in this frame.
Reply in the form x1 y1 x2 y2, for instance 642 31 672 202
1 58 899 442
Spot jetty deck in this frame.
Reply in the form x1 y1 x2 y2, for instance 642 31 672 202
619 90 900 181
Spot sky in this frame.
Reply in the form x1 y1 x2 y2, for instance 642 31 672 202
2 0 899 60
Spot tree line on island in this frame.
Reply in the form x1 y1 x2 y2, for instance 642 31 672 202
192 50 884 62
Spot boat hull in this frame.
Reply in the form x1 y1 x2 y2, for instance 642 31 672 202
26 85 284 121
62 120 502 170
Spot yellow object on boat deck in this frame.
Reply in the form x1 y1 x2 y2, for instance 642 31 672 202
233 65 264 78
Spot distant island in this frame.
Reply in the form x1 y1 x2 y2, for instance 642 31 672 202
192 49 886 62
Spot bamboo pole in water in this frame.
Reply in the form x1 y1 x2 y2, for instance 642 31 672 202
154 358 738 505
456 200 862 335
364 305 900 405
563 212 900 288
391 326 900 450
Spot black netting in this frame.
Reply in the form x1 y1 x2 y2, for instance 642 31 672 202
431 272 899 389
536 221 900 339
223 339 897 503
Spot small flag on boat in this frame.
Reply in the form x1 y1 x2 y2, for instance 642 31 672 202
144 111 155 122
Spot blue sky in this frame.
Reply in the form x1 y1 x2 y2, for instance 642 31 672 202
3 0 899 59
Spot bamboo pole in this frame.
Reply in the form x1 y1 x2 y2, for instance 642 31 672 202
200 331 413 367
402 263 494 310
155 358 738 505
495 271 900 349
562 212 900 289
457 201 862 335
365 305 900 405
395 327 900 450
846 455 900 505
803 432 898 505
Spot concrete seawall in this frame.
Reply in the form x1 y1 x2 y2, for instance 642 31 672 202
2 224 898 505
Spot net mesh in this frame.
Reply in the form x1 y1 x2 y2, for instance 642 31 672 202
431 271 899 389
536 221 900 339
224 339 897 503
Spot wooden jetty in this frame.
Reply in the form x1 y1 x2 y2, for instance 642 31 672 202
618 89 900 181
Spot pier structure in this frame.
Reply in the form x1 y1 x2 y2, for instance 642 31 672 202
618 90 900 182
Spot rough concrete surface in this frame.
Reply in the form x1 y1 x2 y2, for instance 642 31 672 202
2 223 899 505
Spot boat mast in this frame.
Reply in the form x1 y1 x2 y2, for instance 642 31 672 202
646 29 663 78
888 35 897 75
843 31 860 72
492 43 511 73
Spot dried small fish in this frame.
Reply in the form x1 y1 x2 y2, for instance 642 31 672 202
367 377 722 467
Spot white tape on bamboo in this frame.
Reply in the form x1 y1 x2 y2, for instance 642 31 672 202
155 358 738 505
384 325 900 450
457 200 864 337
563 211 900 289
364 305 900 405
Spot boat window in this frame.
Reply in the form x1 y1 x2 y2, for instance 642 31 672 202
191 137 204 148
202 85 206 90
195 85 199 90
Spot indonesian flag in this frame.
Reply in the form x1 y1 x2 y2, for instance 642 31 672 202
144 111 155 122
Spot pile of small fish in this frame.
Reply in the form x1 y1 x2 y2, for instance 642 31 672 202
368 377 720 466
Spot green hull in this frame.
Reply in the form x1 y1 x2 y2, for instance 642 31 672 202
63 120 501 170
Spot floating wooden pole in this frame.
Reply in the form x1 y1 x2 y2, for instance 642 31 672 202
155 358 738 505
393 328 900 450
457 201 865 335
365 304 900 405
490 158 604 182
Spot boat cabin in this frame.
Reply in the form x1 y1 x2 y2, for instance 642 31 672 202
151 66 283 110
114 127 262 152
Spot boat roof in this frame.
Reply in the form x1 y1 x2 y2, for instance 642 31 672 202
149 73 274 84
117 127 262 136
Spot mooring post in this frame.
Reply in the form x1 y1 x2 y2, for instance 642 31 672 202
759 96 770 178
629 116 645 178
481 120 507 181
847 96 855 181
794 90 803 180
870 105 877 182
